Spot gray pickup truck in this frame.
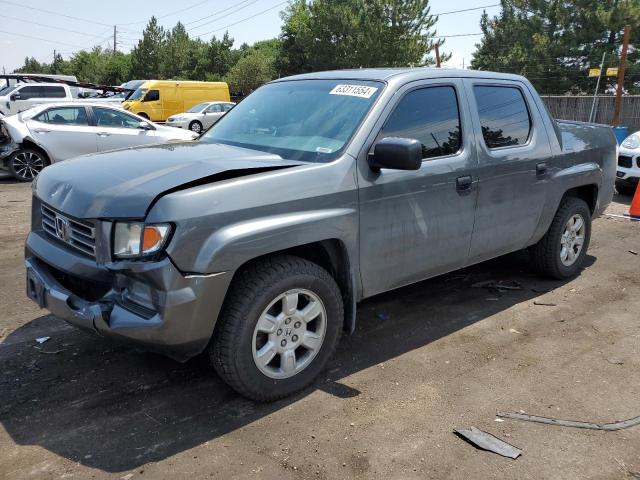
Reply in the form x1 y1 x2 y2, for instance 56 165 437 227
25 69 616 401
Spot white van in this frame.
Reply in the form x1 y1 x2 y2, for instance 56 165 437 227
0 83 74 116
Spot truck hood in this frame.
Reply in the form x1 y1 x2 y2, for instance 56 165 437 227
35 142 301 219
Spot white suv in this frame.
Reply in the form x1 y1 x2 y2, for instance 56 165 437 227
0 83 73 116
617 132 640 195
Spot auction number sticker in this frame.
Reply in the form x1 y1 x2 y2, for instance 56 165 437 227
329 84 378 98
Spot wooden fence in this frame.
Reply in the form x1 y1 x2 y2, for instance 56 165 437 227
541 95 640 131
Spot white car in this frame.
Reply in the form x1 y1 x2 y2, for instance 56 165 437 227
0 83 76 116
166 101 235 134
0 102 197 181
616 132 640 195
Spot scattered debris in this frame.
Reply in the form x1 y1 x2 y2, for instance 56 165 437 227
121 474 134 480
376 312 389 321
34 347 66 355
494 418 504 422
496 411 640 431
454 427 522 459
533 301 557 307
606 358 624 365
629 250 638 256
509 328 524 335
35 336 50 344
473 280 523 293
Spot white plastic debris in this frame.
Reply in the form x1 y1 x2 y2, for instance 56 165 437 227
35 337 50 344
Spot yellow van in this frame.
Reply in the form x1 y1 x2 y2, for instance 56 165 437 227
122 80 230 122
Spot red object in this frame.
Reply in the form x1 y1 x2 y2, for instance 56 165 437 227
629 182 640 219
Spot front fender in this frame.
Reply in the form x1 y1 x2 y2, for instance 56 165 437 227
188 208 357 274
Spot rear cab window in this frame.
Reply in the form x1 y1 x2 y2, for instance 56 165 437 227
380 85 462 160
473 85 531 149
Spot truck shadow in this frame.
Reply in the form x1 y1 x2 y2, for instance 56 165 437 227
0 251 594 472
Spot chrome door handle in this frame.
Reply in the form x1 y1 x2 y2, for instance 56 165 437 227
34 129 50 134
536 162 548 177
456 175 473 195
97 132 111 137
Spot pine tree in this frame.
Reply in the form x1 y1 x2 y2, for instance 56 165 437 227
130 16 166 79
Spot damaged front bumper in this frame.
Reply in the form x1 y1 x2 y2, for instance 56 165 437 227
25 230 233 361
0 132 18 167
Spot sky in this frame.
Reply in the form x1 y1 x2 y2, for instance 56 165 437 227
0 0 502 74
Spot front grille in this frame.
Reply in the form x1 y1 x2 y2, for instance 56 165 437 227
41 203 96 257
618 155 633 168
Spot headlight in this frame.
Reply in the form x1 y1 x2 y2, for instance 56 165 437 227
113 222 172 259
622 133 640 149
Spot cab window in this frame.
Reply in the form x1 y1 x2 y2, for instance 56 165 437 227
34 106 88 125
93 107 141 129
474 85 531 149
44 86 66 98
16 86 44 100
144 90 160 102
381 86 462 160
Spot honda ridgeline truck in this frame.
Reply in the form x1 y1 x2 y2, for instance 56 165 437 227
25 69 616 401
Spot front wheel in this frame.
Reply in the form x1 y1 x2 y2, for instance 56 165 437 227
8 148 49 182
210 255 343 401
530 197 591 279
188 120 203 134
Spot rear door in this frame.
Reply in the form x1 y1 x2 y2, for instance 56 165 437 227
358 79 479 296
92 106 157 151
202 103 224 128
463 80 552 263
27 105 97 160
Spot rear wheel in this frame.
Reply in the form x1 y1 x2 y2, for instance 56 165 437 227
531 197 591 279
188 120 203 134
210 255 343 402
8 148 49 182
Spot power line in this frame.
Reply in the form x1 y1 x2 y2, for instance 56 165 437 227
4 14 104 38
194 1 287 38
434 4 501 16
187 0 260 31
0 29 86 49
438 33 483 38
0 0 112 27
119 0 213 26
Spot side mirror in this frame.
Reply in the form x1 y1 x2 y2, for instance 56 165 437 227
10 93 20 101
368 137 422 171
137 121 153 130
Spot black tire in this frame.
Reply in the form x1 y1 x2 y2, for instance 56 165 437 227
8 148 49 182
188 120 203 134
531 197 592 279
137 112 150 120
616 183 637 196
210 255 343 402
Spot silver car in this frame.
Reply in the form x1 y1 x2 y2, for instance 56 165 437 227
166 101 235 134
0 102 197 181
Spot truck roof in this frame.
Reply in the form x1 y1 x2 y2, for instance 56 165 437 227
275 67 528 84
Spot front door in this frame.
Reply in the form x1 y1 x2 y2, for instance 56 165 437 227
92 107 156 151
358 80 479 297
462 80 552 263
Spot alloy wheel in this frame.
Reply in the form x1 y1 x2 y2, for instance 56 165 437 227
12 151 45 181
560 213 586 266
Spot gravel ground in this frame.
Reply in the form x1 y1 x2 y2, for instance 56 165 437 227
0 180 639 480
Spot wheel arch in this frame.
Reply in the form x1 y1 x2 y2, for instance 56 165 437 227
227 239 357 334
19 138 51 164
562 183 598 215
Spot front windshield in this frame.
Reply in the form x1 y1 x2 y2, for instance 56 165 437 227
0 85 18 97
188 102 208 113
200 79 383 162
128 87 147 101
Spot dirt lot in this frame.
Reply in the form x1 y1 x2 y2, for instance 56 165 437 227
1 179 639 480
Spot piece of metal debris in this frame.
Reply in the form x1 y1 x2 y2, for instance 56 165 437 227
35 336 50 344
496 411 640 431
629 250 638 256
533 301 557 306
606 358 624 365
473 280 522 292
454 427 522 459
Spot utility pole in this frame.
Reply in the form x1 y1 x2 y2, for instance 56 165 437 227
613 25 631 127
113 25 117 53
589 52 606 123
435 43 441 68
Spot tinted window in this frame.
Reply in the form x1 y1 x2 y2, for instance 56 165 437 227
381 86 461 159
223 103 234 111
144 90 159 102
94 107 141 129
17 86 44 100
474 85 531 148
34 107 88 125
205 104 222 113
44 86 66 98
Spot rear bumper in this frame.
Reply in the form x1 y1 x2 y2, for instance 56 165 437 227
25 231 233 361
